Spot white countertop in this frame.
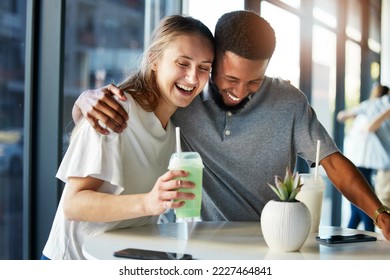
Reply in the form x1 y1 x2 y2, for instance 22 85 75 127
83 221 389 260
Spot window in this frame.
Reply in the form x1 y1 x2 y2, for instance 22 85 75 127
184 0 244 32
63 0 162 141
0 0 26 259
62 0 183 142
312 26 336 136
261 1 300 87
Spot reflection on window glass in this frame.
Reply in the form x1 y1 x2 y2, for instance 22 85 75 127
63 0 181 142
261 2 300 88
0 1 26 259
312 25 336 135
62 1 180 143
63 0 146 141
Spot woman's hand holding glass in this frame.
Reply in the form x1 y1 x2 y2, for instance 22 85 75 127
144 170 195 215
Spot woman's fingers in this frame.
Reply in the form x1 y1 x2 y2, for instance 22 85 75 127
156 170 196 211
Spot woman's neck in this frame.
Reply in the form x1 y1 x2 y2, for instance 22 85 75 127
154 102 177 130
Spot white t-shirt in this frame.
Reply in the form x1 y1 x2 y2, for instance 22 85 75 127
43 94 175 259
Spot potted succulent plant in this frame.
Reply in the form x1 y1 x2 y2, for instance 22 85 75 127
260 168 311 252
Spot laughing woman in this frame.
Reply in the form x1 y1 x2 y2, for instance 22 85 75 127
42 15 214 260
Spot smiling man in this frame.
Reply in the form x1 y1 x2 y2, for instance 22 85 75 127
73 10 390 240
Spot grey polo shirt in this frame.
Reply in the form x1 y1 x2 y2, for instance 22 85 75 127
172 77 339 221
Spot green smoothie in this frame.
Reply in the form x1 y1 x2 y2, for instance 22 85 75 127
168 152 203 219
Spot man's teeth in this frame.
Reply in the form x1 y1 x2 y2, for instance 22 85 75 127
226 91 240 101
177 84 194 92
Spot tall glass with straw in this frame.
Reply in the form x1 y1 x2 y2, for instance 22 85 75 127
168 127 204 222
296 140 326 233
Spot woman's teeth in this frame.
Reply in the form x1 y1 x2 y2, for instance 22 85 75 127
176 83 194 92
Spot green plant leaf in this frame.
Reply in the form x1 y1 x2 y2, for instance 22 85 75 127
288 185 302 201
275 177 288 200
267 167 302 202
267 183 282 200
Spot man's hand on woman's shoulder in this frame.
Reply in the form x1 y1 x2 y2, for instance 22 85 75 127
73 84 128 134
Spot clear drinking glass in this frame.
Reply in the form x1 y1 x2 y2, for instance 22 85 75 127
168 152 203 219
295 174 325 233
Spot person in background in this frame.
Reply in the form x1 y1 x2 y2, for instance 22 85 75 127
41 15 214 259
337 84 389 231
72 10 390 240
337 84 389 122
365 91 390 208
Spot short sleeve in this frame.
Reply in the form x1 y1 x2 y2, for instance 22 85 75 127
56 118 127 195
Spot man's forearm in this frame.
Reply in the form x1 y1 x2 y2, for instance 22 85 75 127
321 152 381 217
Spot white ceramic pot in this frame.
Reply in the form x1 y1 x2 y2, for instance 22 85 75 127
260 200 311 252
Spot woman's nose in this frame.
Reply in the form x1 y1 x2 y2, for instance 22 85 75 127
185 67 197 84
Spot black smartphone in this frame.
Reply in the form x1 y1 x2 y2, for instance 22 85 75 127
316 233 377 245
113 248 192 260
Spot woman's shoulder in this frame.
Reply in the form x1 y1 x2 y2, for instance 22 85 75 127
117 92 134 114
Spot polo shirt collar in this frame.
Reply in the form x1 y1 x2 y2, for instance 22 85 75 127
200 81 214 102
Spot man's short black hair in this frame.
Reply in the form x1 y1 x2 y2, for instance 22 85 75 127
214 10 276 60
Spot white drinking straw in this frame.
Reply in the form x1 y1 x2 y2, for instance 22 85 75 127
176 127 181 154
314 140 321 179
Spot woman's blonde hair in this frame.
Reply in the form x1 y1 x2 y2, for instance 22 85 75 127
117 15 214 112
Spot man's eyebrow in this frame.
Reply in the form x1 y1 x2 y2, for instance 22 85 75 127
224 74 263 83
249 78 263 82
224 74 239 80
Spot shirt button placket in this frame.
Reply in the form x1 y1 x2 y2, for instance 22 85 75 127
223 111 232 139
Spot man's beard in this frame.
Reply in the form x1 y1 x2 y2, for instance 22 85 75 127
210 83 250 112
